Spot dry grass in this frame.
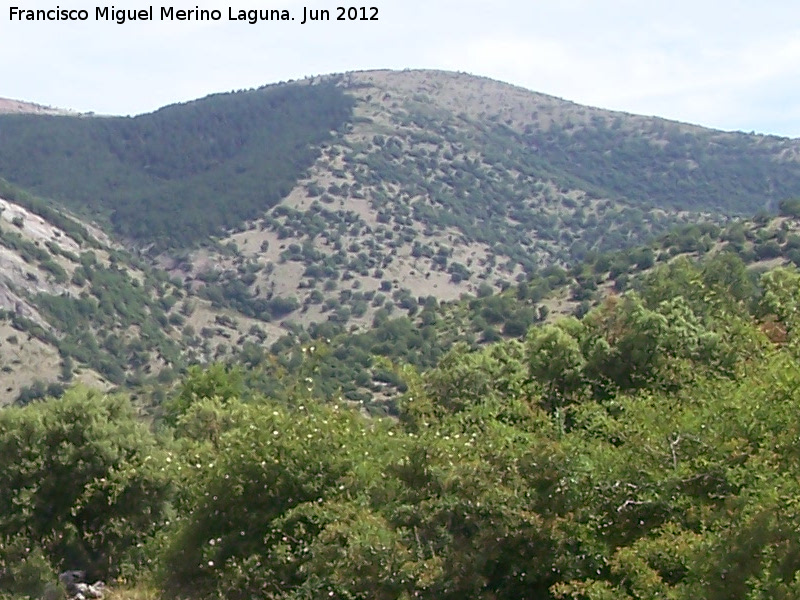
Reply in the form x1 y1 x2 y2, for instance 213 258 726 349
104 584 163 600
0 97 74 115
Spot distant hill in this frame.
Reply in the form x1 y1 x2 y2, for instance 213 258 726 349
156 70 800 332
1 70 798 253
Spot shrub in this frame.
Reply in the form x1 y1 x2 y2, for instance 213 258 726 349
0 388 174 578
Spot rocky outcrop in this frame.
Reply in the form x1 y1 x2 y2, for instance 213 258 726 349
58 570 105 600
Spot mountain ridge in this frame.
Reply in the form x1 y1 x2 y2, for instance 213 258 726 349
7 68 799 139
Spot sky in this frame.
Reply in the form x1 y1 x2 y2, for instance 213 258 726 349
1 0 799 137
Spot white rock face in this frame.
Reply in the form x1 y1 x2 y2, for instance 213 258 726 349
0 197 75 324
0 197 81 253
72 581 106 600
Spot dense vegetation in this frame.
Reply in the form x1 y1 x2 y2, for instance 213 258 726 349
0 81 354 248
4 255 800 599
514 116 800 214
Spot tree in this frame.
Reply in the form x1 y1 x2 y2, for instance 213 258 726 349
163 362 244 425
422 341 528 415
760 266 800 341
779 198 800 218
527 322 586 411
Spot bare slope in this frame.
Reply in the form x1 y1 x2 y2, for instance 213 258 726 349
0 97 74 116
0 184 275 405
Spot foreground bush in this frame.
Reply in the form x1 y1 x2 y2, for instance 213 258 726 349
0 387 174 579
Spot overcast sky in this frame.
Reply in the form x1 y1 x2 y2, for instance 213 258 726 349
2 0 799 137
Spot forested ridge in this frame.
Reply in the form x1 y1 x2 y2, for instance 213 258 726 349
4 252 800 599
0 80 354 249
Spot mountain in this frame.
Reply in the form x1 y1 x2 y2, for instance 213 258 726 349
2 71 798 248
157 70 800 330
1 69 800 404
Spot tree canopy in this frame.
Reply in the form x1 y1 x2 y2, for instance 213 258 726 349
3 261 800 600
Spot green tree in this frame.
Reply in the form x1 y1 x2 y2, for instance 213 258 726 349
0 388 173 577
526 322 586 411
163 362 244 425
760 266 800 342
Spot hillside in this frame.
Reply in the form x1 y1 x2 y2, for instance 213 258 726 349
0 180 282 405
2 178 795 410
0 81 354 248
164 70 800 333
2 70 800 404
2 71 798 251
215 211 800 410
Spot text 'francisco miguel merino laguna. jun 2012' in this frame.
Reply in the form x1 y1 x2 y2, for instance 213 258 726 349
8 5 380 25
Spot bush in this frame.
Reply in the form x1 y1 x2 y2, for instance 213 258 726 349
0 536 56 600
159 401 371 598
0 388 174 578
